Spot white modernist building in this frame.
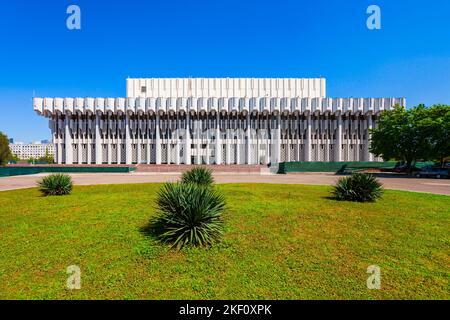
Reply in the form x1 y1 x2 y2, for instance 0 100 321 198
33 78 405 165
10 142 55 160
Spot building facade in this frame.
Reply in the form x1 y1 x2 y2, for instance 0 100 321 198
10 142 54 160
33 78 405 165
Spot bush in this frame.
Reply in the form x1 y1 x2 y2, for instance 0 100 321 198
38 173 73 196
181 166 214 187
332 173 384 202
151 182 225 249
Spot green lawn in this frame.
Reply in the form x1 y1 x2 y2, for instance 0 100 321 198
0 183 448 299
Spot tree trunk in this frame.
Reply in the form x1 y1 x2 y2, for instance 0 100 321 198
406 159 413 175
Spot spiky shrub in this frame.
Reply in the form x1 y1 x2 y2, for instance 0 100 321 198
38 173 73 196
181 166 214 187
152 182 225 249
332 173 384 202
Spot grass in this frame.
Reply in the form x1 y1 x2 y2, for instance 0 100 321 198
0 183 448 300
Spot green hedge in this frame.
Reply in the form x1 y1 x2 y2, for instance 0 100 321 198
0 166 136 177
278 162 397 174
278 161 435 174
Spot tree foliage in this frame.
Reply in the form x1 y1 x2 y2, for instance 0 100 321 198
370 105 450 170
427 105 450 165
0 131 12 166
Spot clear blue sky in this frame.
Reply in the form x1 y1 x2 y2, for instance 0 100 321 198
0 0 449 141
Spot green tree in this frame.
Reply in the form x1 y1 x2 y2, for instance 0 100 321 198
427 105 450 167
27 157 37 164
370 105 431 173
38 147 54 164
0 131 12 166
9 154 20 163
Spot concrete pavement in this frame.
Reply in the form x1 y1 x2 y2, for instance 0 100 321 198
0 172 449 195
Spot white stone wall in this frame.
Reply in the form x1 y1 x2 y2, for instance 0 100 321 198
126 78 326 99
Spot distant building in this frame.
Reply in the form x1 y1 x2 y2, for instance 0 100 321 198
8 138 13 144
10 141 54 160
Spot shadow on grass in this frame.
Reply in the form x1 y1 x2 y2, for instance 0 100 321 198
321 195 382 204
139 219 165 243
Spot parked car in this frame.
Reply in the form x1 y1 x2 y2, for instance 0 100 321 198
416 166 450 179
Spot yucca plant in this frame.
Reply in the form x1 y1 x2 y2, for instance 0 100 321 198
38 173 73 196
181 166 214 187
151 182 225 249
332 173 384 202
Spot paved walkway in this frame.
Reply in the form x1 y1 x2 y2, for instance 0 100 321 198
0 172 449 195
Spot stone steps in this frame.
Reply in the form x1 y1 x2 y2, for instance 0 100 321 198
135 164 266 174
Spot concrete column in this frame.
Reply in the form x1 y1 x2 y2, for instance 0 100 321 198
86 116 91 164
315 117 319 161
95 114 102 165
89 136 94 165
175 128 180 165
236 133 240 165
286 133 291 163
335 115 343 162
125 114 132 165
215 112 221 165
246 113 251 165
205 117 209 165
55 116 62 164
346 118 350 161
105 138 110 164
354 118 360 161
57 138 63 164
297 122 301 162
226 129 231 165
147 117 151 164
366 115 374 161
136 116 141 164
50 119 57 164
167 125 171 165
155 113 161 165
265 127 270 165
196 118 201 165
116 119 123 164
273 114 281 164
256 129 261 165
174 115 179 165
117 129 121 164
304 114 312 162
256 114 261 165
106 120 112 165
185 113 191 165
325 118 330 162
65 114 73 164
77 117 82 164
